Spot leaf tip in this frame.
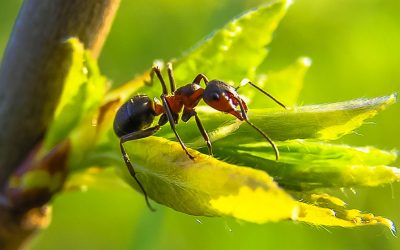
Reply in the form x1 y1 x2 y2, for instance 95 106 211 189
285 0 295 8
382 93 397 107
376 217 397 236
392 92 398 102
299 56 312 67
375 93 398 111
389 221 397 236
61 37 84 51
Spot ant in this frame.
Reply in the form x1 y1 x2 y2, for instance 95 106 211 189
113 63 286 211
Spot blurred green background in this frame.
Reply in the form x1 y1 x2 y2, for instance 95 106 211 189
1 0 399 249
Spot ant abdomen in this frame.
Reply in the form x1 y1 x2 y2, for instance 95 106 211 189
113 95 156 137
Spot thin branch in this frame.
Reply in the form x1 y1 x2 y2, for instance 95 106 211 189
0 0 120 189
0 0 120 249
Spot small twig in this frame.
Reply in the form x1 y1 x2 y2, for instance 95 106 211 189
0 0 119 191
0 0 120 249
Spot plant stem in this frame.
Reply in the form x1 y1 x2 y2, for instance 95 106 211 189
0 0 119 192
0 0 120 249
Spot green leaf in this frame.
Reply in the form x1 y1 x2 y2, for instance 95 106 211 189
169 94 397 146
294 193 396 233
213 140 399 190
251 57 311 107
43 38 106 152
116 136 396 231
137 0 291 99
105 0 295 109
174 0 290 83
120 136 297 223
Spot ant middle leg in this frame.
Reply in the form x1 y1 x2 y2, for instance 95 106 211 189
119 125 161 211
160 95 195 160
236 81 286 109
194 113 213 156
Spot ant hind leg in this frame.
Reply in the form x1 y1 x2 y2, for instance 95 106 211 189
194 113 213 156
167 62 176 93
119 125 161 211
149 66 169 95
147 63 176 94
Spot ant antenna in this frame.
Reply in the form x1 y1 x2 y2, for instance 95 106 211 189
244 119 279 160
236 80 287 109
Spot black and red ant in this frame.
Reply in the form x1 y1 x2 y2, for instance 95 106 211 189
113 63 286 211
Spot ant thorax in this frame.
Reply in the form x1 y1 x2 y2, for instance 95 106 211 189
172 83 204 111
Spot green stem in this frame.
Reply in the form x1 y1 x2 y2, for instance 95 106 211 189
0 0 120 249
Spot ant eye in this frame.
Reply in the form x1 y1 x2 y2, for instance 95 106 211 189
212 93 220 101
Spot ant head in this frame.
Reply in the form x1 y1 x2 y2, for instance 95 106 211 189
202 80 247 120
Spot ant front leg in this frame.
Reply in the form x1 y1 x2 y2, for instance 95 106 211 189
236 81 287 109
119 125 161 211
236 100 280 161
160 95 195 160
194 113 213 156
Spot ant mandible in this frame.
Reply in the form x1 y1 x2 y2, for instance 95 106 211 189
113 63 287 211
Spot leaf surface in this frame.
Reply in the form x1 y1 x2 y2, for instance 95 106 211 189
121 136 298 223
